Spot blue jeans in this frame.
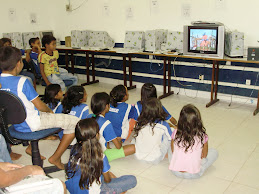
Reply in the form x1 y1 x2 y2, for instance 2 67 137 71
171 148 218 179
100 175 137 194
0 134 12 163
19 70 35 85
47 68 78 91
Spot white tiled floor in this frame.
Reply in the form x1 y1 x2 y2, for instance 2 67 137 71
12 81 259 194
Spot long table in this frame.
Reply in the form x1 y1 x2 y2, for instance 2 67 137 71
57 46 259 115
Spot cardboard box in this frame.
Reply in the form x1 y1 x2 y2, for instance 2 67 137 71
2 32 24 49
124 31 145 50
145 30 168 52
165 31 183 53
88 31 115 49
225 31 244 57
22 32 41 49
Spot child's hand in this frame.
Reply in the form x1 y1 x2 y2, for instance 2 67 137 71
0 162 23 171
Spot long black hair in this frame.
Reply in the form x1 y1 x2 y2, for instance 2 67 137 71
91 92 110 116
110 85 127 107
175 104 206 152
66 118 103 190
135 98 168 136
43 84 61 109
62 86 85 114
141 83 157 104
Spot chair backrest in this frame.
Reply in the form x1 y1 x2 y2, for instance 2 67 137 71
0 90 26 144
0 90 26 124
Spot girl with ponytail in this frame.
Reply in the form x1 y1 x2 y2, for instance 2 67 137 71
65 118 137 194
105 85 137 140
89 92 135 162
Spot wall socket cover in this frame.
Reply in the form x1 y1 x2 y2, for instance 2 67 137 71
246 79 251 85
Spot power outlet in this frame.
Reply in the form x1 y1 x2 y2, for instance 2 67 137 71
199 74 204 80
149 55 153 60
246 79 251 85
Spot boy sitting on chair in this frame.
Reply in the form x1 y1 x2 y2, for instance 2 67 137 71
39 35 78 91
0 46 80 170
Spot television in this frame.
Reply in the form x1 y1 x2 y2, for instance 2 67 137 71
183 25 225 59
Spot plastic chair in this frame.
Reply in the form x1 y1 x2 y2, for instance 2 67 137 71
0 90 62 173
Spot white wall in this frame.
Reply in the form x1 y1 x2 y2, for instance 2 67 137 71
1 0 259 47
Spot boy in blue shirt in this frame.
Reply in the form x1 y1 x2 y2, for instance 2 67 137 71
0 46 80 169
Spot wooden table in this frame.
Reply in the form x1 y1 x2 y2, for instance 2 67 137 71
57 47 259 115
57 47 136 90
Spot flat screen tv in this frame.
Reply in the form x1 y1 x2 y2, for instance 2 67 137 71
183 25 225 59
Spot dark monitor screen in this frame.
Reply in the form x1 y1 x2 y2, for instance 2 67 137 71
188 26 218 54
42 31 53 37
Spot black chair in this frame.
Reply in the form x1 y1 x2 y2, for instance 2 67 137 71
0 90 62 173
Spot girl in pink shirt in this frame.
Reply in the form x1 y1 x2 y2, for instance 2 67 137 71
169 104 218 179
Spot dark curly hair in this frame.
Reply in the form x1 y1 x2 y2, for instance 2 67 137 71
91 92 110 116
141 83 157 104
134 98 168 136
110 84 127 107
175 104 207 152
62 86 85 114
66 118 103 190
43 84 61 109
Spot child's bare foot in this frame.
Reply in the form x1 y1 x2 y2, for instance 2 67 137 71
10 152 22 161
25 146 46 160
43 135 59 140
48 157 65 170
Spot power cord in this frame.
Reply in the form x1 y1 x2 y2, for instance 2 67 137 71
150 55 164 73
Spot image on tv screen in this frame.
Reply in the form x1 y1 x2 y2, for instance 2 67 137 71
189 29 217 52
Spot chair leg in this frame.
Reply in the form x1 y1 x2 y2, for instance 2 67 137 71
31 140 43 168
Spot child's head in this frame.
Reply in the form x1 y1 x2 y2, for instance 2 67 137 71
141 83 157 103
135 98 168 136
176 104 206 152
0 46 23 74
66 118 103 190
110 84 128 107
62 86 87 114
0 39 3 48
29 37 41 48
42 35 56 51
91 92 110 116
43 84 63 109
1 38 12 47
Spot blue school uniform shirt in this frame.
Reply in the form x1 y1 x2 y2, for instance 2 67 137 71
105 102 136 138
134 101 172 120
0 74 40 132
47 102 61 112
55 103 89 119
66 155 110 194
87 114 117 151
30 51 41 76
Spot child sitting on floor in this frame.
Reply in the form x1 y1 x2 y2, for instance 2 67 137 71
105 85 137 140
134 98 172 164
38 35 78 91
43 84 63 112
55 86 89 141
89 92 135 162
135 83 177 127
169 104 218 179
65 118 137 194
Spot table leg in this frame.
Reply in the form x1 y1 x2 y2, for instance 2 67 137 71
253 90 259 116
71 51 75 75
65 51 69 70
159 57 174 99
123 55 127 87
206 60 220 107
127 54 136 90
81 52 99 86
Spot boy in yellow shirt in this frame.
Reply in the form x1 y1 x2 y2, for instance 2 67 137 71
39 35 78 91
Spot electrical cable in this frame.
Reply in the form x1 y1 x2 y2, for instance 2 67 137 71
70 0 88 12
150 55 163 73
227 71 259 109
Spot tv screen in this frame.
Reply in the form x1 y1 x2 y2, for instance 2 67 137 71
188 26 218 54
